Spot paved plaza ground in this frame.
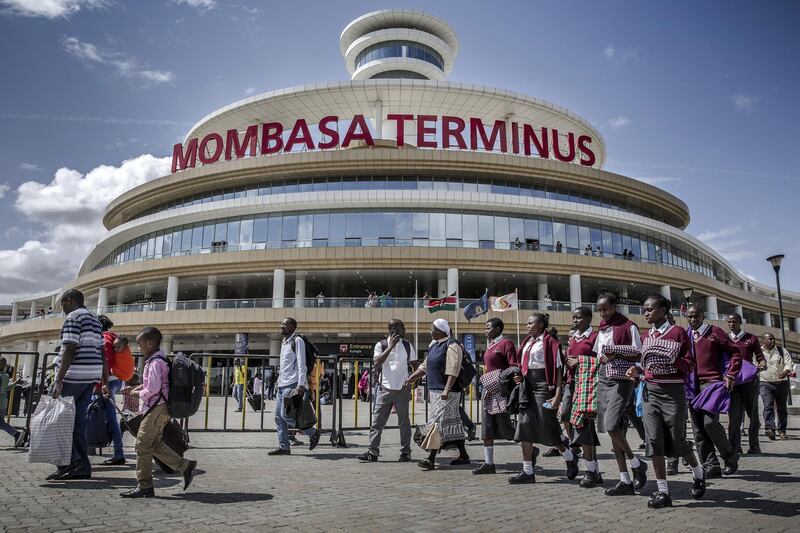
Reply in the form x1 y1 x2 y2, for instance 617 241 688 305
1 397 799 532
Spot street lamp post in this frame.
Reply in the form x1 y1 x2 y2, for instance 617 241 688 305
682 287 693 317
767 254 791 406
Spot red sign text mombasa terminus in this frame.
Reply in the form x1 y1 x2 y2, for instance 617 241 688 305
171 114 597 173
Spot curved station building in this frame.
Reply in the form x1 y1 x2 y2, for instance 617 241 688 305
3 9 799 373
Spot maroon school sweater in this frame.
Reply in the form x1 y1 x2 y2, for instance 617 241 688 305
483 337 518 373
690 324 742 383
730 331 765 365
566 330 598 384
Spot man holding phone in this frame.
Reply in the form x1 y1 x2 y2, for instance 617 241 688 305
357 319 417 463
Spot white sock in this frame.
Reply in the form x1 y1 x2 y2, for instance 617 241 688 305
484 446 494 465
586 460 598 473
691 464 705 479
620 472 632 484
562 449 574 461
656 479 669 494
523 461 534 475
629 456 641 469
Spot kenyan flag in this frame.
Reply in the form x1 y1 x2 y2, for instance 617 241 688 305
425 294 457 313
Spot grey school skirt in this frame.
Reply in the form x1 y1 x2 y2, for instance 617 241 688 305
514 370 562 446
643 382 693 458
596 372 634 433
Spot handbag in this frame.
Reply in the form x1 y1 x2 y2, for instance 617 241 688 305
28 396 76 465
420 422 442 450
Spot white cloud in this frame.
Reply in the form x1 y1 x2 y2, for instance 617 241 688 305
62 36 175 85
603 45 615 59
0 184 9 198
607 115 631 129
603 44 638 63
695 225 757 262
0 155 170 301
244 87 257 95
19 162 40 171
0 0 106 18
1 112 188 126
173 0 215 9
733 93 758 113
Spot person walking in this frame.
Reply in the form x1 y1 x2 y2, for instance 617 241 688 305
726 313 767 455
232 358 246 412
358 319 417 463
268 318 321 455
759 333 793 441
0 357 21 444
405 319 470 470
46 289 105 481
509 313 578 484
97 315 126 466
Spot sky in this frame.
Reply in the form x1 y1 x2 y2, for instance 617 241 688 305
0 0 799 303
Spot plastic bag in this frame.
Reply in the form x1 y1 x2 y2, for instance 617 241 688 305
28 396 76 465
635 382 645 418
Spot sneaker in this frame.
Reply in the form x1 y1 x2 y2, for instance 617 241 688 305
579 471 603 488
101 457 126 466
632 461 648 490
398 453 411 462
722 453 739 476
543 447 561 457
666 458 679 476
268 448 291 456
357 452 378 462
647 491 673 509
507 471 536 484
691 469 706 499
604 480 635 496
120 487 154 498
565 456 579 480
705 465 722 478
183 460 197 491
309 429 321 451
289 436 303 446
472 462 496 475
417 459 435 471
450 455 471 466
765 429 776 441
746 447 762 455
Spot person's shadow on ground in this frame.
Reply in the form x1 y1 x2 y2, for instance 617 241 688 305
683 486 799 518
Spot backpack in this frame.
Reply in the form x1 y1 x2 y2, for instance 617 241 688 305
448 337 477 390
152 353 205 419
289 334 319 376
110 346 135 382
86 396 112 448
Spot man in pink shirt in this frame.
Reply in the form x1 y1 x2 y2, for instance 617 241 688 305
121 327 197 498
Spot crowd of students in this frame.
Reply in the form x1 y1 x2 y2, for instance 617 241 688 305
8 287 794 506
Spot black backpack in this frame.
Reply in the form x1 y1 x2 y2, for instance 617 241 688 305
153 353 206 418
289 334 319 376
448 337 477 390
85 396 112 448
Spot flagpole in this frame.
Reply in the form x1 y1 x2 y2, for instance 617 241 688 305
454 288 459 339
515 287 521 346
414 280 419 359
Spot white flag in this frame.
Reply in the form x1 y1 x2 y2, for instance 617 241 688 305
490 292 518 312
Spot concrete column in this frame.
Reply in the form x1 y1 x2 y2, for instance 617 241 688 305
374 99 383 139
23 341 38 379
537 283 549 310
10 302 18 324
437 278 448 298
734 305 744 319
659 285 671 301
294 275 306 308
705 295 718 318
793 317 800 333
29 301 36 318
763 311 772 328
504 114 515 154
273 269 285 308
207 277 218 310
162 337 173 355
269 338 281 367
51 294 57 310
569 274 582 310
447 268 458 299
166 276 180 311
136 356 145 377
97 287 109 315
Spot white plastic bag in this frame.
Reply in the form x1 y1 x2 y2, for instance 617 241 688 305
28 396 76 465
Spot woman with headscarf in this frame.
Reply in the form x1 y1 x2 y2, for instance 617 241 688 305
405 318 470 470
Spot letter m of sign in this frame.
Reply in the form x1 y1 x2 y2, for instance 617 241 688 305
172 139 198 173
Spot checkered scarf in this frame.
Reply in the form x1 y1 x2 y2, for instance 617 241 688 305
642 337 680 375
602 344 640 379
480 369 507 415
570 355 599 428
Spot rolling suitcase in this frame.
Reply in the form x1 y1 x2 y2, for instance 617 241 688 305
248 394 263 411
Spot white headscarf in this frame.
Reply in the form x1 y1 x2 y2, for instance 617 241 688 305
433 318 451 337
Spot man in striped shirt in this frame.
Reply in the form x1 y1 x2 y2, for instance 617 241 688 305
47 289 105 481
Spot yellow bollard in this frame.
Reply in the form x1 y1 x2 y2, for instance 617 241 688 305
315 363 321 430
241 357 249 430
411 383 415 426
354 361 359 428
204 356 211 430
6 353 20 424
469 382 473 419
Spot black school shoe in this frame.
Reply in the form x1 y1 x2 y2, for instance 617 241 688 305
565 456 579 480
183 460 197 491
579 470 604 488
398 453 411 462
632 461 648 490
647 491 673 509
120 487 155 498
604 480 635 496
691 469 706 499
508 471 536 484
417 459 435 470
309 429 321 451
356 452 379 462
746 447 763 455
472 462 496 475
722 452 739 476
765 429 776 440
268 448 291 456
705 464 722 478
450 455 471 466
666 458 679 476
543 447 561 457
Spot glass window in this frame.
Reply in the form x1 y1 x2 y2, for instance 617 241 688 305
330 213 345 242
413 213 429 238
267 215 282 245
463 180 478 193
494 216 510 247
240 218 253 245
298 214 313 242
227 219 241 245
553 222 566 249
478 215 493 241
345 213 361 238
253 217 267 243
566 224 579 251
282 215 297 241
154 234 163 258
379 213 395 238
313 213 329 239
602 230 613 256
446 213 461 239
181 227 192 251
362 213 379 239
612 232 623 257
214 221 227 243
524 218 539 242
509 217 524 244
578 226 590 250
539 220 553 246
396 212 412 241
430 214 445 240
462 214 478 242
191 224 204 251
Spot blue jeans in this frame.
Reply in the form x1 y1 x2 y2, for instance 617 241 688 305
233 384 244 410
60 381 94 474
275 384 316 450
0 417 16 437
103 380 124 459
